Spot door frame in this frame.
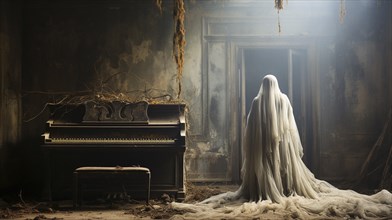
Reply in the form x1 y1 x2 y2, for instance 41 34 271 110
227 37 320 182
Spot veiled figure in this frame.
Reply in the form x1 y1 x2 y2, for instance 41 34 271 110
236 74 321 203
174 75 392 219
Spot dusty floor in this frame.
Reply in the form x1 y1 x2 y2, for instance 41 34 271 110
0 183 240 220
0 183 373 219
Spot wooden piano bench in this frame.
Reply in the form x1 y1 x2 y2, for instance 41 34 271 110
73 166 150 208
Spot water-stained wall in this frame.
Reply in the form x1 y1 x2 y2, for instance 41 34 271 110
0 0 22 192
317 1 391 181
1 0 391 195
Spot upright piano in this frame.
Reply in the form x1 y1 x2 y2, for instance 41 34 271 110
41 101 186 201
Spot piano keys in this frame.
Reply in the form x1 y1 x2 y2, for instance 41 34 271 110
41 101 186 201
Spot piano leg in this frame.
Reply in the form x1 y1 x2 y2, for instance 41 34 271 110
146 171 151 205
176 150 186 202
73 171 79 208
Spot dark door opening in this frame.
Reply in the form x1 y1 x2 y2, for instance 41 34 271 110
244 49 289 115
242 48 311 166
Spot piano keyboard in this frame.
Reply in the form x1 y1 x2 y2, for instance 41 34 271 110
46 137 176 144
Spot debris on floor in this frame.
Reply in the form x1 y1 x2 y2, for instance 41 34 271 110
0 184 235 219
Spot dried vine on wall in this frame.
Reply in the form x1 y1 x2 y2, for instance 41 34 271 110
339 0 346 24
274 0 285 33
275 0 284 10
154 0 186 100
173 0 186 100
155 0 163 14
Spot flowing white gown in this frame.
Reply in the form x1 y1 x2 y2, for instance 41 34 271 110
171 75 392 219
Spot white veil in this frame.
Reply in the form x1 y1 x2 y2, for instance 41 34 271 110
237 74 321 203
171 75 392 219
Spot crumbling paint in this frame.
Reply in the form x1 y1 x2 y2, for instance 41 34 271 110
185 141 229 180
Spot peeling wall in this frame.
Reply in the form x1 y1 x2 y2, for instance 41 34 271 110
0 0 22 191
318 1 391 181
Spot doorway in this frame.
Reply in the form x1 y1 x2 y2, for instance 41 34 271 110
240 48 312 166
